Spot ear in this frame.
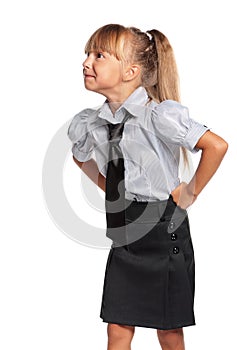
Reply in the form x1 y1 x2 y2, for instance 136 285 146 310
123 64 141 82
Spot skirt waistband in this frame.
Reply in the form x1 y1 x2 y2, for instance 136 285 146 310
124 195 187 224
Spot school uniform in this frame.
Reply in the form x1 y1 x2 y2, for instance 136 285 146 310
68 86 209 330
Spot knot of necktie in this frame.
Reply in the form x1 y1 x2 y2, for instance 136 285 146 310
107 122 124 167
108 122 125 142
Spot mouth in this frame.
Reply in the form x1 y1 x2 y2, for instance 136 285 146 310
84 74 95 79
83 71 95 79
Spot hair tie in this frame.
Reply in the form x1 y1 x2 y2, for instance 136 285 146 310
145 31 153 41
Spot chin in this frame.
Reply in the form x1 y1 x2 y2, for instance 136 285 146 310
84 84 96 92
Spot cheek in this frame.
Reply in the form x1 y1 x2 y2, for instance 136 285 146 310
100 68 122 82
108 65 123 80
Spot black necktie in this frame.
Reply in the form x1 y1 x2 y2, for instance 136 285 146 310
105 115 130 243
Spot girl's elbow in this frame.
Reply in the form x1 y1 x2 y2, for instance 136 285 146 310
218 139 228 154
200 137 228 158
214 138 228 156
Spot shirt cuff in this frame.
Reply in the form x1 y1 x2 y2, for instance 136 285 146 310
183 121 210 153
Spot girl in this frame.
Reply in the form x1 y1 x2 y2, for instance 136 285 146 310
67 24 228 350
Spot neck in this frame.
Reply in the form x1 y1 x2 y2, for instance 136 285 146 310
102 85 139 113
108 101 123 115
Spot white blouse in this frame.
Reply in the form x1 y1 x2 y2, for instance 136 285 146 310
68 87 209 201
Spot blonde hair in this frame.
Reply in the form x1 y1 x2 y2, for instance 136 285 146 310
85 24 188 163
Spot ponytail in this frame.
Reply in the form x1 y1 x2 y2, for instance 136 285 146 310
146 30 189 165
145 29 180 103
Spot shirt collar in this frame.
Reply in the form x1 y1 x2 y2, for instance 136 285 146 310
97 86 151 124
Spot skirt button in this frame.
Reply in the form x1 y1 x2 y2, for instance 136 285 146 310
169 222 175 230
173 247 179 254
171 233 177 241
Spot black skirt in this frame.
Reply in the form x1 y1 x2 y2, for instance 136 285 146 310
100 195 195 330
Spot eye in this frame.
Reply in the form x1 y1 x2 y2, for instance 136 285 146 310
96 52 105 59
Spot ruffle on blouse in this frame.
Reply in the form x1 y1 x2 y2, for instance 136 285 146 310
67 108 96 162
150 100 209 152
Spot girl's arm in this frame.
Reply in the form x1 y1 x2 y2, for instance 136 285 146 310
72 156 106 192
171 130 228 209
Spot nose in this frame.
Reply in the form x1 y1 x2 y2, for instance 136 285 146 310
82 54 93 69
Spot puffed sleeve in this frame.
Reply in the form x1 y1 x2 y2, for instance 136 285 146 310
150 100 209 152
67 109 94 161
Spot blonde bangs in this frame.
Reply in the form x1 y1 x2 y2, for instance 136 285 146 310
84 24 128 61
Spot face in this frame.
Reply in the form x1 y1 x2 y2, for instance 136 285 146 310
82 51 124 97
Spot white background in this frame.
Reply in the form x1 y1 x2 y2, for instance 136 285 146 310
1 0 236 349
